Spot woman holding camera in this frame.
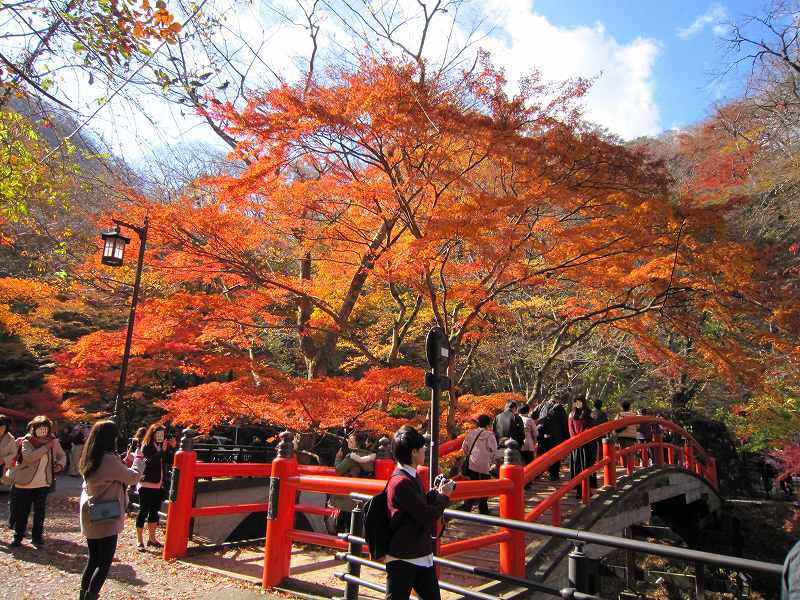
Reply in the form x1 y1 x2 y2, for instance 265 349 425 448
79 420 144 600
135 423 167 551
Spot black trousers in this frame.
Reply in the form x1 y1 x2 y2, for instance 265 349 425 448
136 488 163 528
385 559 441 600
537 436 562 480
81 535 118 596
12 486 48 542
7 485 15 529
462 469 490 514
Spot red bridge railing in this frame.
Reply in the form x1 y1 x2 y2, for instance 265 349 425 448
162 417 717 589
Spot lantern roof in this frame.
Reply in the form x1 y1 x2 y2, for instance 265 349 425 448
100 227 131 244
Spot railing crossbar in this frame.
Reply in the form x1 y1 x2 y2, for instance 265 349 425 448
346 496 783 576
336 551 607 600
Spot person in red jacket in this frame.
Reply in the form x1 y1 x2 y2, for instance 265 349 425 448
385 425 455 600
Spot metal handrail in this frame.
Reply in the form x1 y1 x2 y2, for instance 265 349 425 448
342 492 782 599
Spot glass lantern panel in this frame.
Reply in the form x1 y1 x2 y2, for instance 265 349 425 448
104 239 114 257
114 242 124 259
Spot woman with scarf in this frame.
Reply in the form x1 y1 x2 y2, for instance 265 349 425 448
80 420 143 600
135 423 167 551
11 415 66 547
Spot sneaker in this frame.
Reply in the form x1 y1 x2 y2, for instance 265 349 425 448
32 539 44 548
146 540 163 548
137 542 146 552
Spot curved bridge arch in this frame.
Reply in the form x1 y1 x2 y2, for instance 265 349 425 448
524 465 722 589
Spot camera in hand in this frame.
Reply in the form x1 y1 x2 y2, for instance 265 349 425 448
433 473 456 491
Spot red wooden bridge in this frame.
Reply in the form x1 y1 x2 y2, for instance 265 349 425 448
161 416 719 595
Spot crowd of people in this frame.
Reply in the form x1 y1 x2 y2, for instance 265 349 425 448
0 414 176 599
1 406 796 600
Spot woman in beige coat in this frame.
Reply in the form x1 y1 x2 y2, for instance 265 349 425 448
11 415 66 547
79 420 143 600
0 414 16 482
0 414 18 528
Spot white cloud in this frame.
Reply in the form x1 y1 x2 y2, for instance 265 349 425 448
677 3 728 39
476 1 662 139
51 0 664 162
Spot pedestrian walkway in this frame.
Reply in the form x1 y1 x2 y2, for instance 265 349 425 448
0 475 272 600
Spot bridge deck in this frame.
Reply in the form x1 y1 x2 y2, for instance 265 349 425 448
438 462 605 587
180 462 629 597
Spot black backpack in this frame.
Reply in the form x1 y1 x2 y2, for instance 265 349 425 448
535 400 556 436
363 472 410 560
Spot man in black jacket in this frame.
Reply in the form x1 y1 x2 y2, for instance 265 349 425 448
492 400 525 448
386 425 454 600
533 394 570 480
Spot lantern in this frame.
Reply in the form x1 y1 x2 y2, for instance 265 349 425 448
100 226 130 267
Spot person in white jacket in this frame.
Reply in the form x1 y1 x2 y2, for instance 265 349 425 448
10 415 66 548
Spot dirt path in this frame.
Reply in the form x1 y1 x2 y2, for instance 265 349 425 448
0 476 280 600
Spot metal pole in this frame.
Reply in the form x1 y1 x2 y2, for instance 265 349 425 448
569 542 590 593
112 217 148 428
429 385 441 489
343 504 364 600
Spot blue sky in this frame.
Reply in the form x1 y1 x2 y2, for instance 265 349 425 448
535 0 763 132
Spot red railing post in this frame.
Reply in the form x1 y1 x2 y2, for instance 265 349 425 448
667 445 675 465
498 440 526 577
551 501 561 526
626 446 635 476
163 429 198 560
602 437 616 488
374 437 395 480
581 479 590 505
263 432 299 589
706 457 718 490
653 431 664 466
684 442 694 472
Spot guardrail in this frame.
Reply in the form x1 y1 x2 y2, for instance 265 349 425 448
335 494 782 599
162 417 719 591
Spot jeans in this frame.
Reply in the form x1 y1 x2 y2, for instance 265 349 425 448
81 535 118 597
385 559 441 600
136 487 163 528
12 486 48 542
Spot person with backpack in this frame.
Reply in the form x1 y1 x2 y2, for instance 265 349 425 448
79 420 144 600
384 425 454 599
10 415 66 547
533 393 570 481
135 423 167 551
458 415 497 514
492 400 525 449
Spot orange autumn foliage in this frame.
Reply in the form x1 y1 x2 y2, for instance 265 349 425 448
46 53 797 438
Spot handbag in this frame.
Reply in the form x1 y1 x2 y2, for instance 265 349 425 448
88 499 122 522
460 430 484 476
